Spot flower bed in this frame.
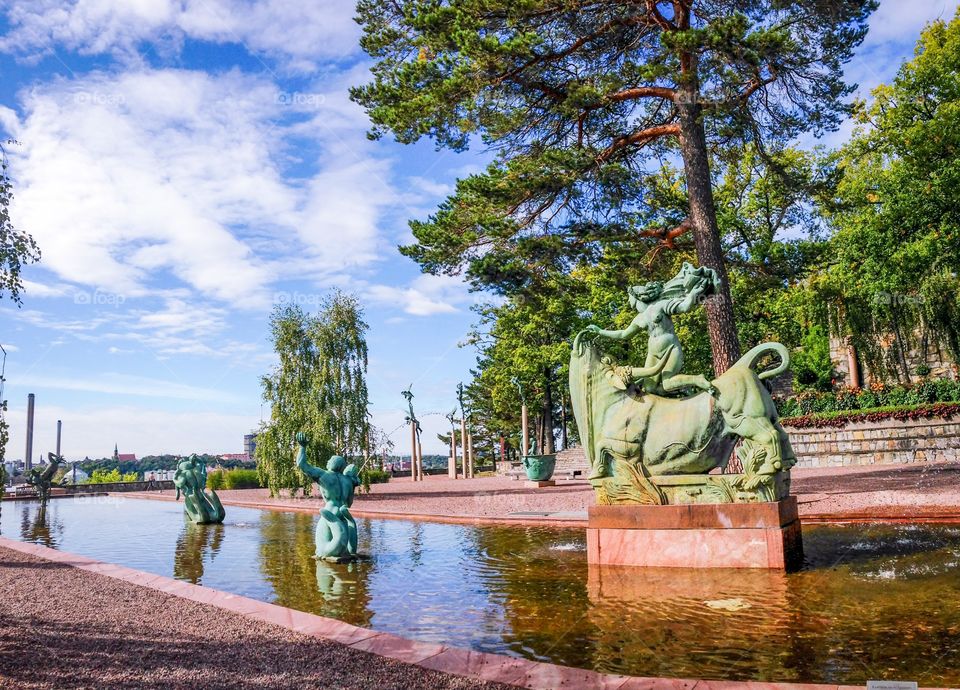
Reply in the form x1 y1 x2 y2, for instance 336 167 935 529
782 402 960 429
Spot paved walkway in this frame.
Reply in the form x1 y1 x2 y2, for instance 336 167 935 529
0 544 512 690
124 461 960 525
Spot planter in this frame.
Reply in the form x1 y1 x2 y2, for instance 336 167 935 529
522 454 556 481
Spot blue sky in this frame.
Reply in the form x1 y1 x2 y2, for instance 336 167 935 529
0 0 957 461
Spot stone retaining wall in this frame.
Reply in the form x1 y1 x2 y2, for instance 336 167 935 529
786 416 960 468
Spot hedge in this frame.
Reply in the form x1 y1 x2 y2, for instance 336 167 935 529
776 379 960 418
781 402 960 429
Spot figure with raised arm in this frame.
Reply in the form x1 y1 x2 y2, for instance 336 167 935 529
296 432 360 559
586 262 719 395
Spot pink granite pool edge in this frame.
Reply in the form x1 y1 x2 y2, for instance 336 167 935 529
1 536 948 690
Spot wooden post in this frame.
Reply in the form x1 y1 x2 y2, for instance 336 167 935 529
460 416 468 478
467 430 475 477
410 422 418 481
416 439 424 480
521 403 529 457
448 421 457 479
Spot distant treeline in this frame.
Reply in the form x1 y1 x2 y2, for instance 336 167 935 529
76 454 255 476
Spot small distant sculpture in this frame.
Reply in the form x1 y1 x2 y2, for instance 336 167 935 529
522 453 556 481
174 454 225 524
401 386 423 441
571 262 796 505
25 453 67 506
296 432 361 560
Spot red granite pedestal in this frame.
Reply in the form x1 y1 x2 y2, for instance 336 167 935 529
586 497 803 570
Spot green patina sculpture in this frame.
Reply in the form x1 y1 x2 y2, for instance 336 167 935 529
295 432 361 560
174 454 225 524
571 262 796 505
522 453 556 481
26 453 68 505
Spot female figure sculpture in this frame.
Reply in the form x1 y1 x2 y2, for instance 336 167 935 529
586 262 719 395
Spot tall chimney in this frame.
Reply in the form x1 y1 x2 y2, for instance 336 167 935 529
56 419 62 457
24 393 35 471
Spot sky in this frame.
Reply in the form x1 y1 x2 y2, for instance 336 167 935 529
0 0 957 462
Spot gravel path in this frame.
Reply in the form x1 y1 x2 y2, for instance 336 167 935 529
123 461 960 523
0 546 513 690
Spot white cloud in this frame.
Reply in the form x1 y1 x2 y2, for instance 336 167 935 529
0 66 397 310
0 0 360 70
861 0 958 47
366 274 473 317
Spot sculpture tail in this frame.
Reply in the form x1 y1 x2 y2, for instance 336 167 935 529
734 342 790 380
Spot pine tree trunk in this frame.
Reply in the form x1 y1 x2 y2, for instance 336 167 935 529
677 97 741 374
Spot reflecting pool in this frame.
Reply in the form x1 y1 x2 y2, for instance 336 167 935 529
3 496 959 685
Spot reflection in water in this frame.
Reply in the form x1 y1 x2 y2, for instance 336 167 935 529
2 499 960 685
258 510 374 627
19 503 62 548
173 522 225 584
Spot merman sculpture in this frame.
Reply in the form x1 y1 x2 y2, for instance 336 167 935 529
26 453 67 506
174 454 225 524
571 262 796 505
295 432 361 560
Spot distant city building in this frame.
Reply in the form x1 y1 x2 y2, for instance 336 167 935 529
219 453 251 462
243 433 257 457
61 466 89 484
112 443 136 462
144 470 175 481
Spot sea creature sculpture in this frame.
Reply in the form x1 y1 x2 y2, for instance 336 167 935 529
25 453 68 506
174 454 225 524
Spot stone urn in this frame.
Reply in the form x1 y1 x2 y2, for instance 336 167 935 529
522 454 556 481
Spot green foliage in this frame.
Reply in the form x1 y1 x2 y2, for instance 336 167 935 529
0 143 40 305
86 468 139 484
353 0 873 376
814 10 960 380
353 2 872 300
777 379 960 418
791 326 834 392
782 402 960 429
223 468 260 490
207 467 263 490
206 470 224 491
256 292 371 497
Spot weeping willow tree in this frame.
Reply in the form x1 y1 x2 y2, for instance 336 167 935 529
255 291 370 496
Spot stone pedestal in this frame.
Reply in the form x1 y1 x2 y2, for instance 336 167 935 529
586 497 802 570
525 480 556 488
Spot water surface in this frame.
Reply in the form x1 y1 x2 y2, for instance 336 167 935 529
2 496 959 685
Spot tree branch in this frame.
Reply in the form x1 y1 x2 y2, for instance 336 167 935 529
597 122 680 162
608 86 676 103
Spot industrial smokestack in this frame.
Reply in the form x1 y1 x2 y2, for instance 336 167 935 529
25 393 35 471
